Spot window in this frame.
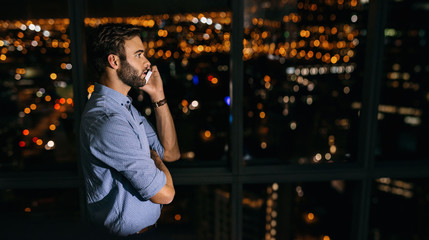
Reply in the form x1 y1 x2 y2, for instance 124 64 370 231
243 181 355 239
158 185 231 240
1 1 428 240
85 0 232 165
0 0 76 172
370 178 429 239
243 0 369 165
376 0 429 162
0 188 80 239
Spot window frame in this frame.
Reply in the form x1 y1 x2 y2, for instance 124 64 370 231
1 0 429 240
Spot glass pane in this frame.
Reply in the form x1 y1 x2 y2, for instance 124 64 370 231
243 181 355 240
370 178 429 239
85 1 232 166
157 185 231 239
243 0 369 165
0 0 76 172
0 188 81 238
376 0 429 162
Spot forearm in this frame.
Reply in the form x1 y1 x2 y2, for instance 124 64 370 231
150 150 175 204
152 96 180 162
154 155 174 189
142 65 180 162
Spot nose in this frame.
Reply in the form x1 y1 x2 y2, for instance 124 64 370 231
143 58 151 70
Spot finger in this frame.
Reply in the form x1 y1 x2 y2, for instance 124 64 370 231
151 65 159 73
150 150 159 157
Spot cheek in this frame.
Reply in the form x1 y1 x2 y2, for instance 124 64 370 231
129 61 142 73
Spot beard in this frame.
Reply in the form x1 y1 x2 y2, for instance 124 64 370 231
117 59 146 88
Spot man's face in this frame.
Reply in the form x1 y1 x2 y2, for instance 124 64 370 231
117 36 151 88
117 57 144 88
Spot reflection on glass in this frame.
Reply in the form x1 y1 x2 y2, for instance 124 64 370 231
0 4 76 171
370 178 429 239
157 185 231 240
85 5 232 164
376 0 429 162
243 181 354 240
243 0 368 164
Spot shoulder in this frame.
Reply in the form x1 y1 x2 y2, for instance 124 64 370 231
81 102 129 136
87 112 130 136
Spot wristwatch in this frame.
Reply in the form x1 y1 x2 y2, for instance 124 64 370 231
152 98 167 108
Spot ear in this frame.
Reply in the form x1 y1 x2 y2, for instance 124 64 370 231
107 54 120 70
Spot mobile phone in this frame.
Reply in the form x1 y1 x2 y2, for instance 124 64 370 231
145 70 152 84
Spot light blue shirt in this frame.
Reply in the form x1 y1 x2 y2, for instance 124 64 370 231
80 83 166 236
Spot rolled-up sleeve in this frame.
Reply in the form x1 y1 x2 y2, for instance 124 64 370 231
140 117 165 160
88 114 166 201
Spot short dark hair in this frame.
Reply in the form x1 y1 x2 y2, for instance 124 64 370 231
89 23 142 76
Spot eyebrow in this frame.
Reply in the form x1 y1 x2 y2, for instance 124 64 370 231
134 49 145 55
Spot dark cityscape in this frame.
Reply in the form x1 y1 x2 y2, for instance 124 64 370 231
0 0 428 239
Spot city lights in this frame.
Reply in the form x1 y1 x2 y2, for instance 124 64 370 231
50 73 57 80
0 1 427 239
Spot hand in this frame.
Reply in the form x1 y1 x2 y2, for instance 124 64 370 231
139 66 165 102
150 149 160 160
150 150 162 167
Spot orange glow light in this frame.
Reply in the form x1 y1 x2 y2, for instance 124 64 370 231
263 75 271 82
87 85 94 94
25 207 31 213
50 73 57 80
45 95 52 102
49 124 56 131
36 139 43 145
174 214 182 221
59 98 66 104
54 104 60 110
343 56 350 63
23 129 29 135
204 130 211 138
67 98 73 104
24 108 31 114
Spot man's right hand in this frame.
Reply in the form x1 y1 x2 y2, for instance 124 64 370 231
149 150 175 204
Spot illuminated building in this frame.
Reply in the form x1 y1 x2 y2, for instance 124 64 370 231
1 0 429 239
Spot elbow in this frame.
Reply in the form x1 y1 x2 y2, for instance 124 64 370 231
170 151 181 162
160 188 175 204
163 186 176 204
163 149 181 162
150 186 175 204
165 190 175 204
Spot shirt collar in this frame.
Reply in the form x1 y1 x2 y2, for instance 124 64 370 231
93 82 133 109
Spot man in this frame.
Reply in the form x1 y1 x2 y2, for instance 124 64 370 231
80 23 180 237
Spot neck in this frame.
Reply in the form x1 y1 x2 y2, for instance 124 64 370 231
99 71 131 96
